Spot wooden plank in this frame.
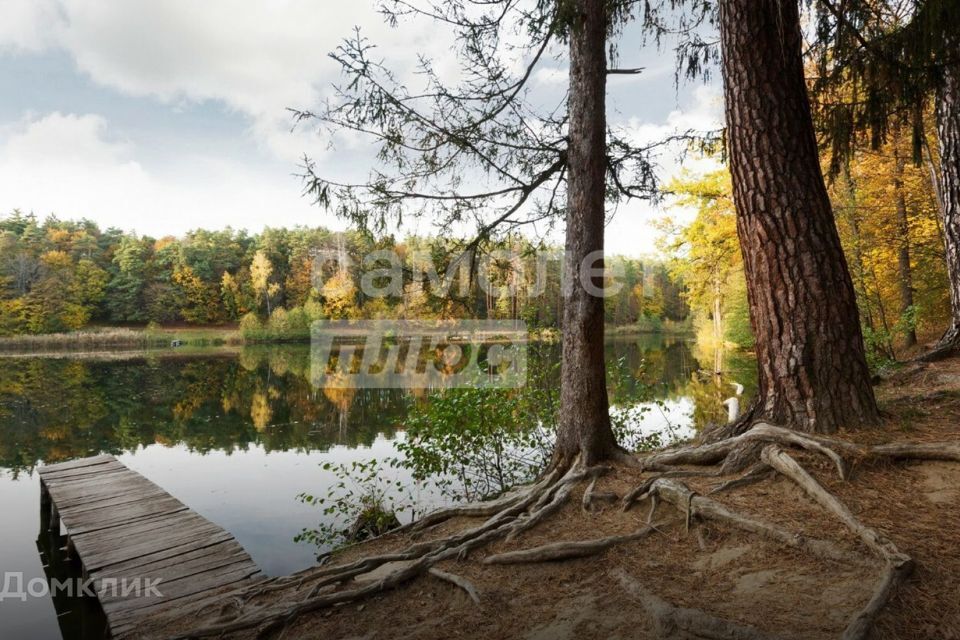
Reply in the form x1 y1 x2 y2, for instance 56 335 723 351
95 545 254 586
38 454 263 639
108 576 269 639
101 565 260 619
67 504 190 536
61 497 186 535
88 536 248 578
75 517 227 561
61 488 174 513
97 554 257 605
69 509 203 546
80 527 234 573
45 477 158 504
38 454 116 474
57 488 172 517
45 469 153 492
38 460 127 481
71 509 216 548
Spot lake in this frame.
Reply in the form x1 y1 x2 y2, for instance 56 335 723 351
0 333 754 639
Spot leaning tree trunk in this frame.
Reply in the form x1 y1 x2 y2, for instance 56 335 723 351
927 35 960 358
718 0 879 433
554 0 620 466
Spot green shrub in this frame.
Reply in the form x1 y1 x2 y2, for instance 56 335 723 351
239 312 267 341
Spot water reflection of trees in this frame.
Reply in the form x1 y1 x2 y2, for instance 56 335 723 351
0 349 414 474
0 338 757 474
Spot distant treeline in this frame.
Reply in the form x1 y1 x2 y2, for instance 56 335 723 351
0 211 687 338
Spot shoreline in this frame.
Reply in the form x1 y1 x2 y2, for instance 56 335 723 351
0 324 694 357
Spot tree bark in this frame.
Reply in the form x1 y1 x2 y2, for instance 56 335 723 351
892 138 917 347
719 0 879 433
930 35 960 356
555 0 619 466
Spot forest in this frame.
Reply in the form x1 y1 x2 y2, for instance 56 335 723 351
0 212 687 339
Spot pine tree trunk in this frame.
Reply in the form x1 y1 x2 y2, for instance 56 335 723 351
929 35 960 357
892 140 917 347
719 0 879 433
554 0 619 466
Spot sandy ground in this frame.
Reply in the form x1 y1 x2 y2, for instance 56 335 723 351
148 355 960 640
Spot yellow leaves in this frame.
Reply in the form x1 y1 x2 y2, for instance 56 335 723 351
174 265 222 323
250 250 273 297
154 236 176 252
0 299 28 335
660 168 745 341
322 374 356 411
250 390 272 432
322 270 358 319
827 131 950 338
40 250 71 270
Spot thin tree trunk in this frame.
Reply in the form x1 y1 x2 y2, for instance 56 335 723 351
922 130 945 220
713 273 724 347
719 0 879 433
555 0 619 466
928 35 960 357
843 168 875 332
893 136 917 347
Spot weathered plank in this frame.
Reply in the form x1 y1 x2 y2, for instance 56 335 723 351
38 455 262 639
39 454 116 473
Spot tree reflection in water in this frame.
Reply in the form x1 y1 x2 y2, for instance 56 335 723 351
0 337 756 478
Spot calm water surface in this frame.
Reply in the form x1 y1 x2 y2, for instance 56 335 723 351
0 333 754 639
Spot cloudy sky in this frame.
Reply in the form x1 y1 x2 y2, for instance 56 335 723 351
0 1 722 257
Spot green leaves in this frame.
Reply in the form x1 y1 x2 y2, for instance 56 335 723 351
295 457 414 552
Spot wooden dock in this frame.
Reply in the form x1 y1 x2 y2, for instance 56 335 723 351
38 454 264 638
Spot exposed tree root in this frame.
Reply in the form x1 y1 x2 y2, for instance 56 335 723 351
759 446 906 562
759 445 914 640
182 510 522 639
624 477 855 563
172 461 595 639
614 568 782 640
168 420 960 640
237 467 577 606
640 420 960 480
709 462 773 494
406 468 561 533
869 440 960 462
428 567 481 604
483 522 665 565
581 476 618 511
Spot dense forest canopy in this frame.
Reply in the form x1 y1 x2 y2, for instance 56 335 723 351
0 210 687 337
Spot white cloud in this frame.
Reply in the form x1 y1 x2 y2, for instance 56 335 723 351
603 85 725 257
624 85 723 145
533 66 567 86
0 0 63 52
3 112 131 165
0 111 343 236
0 0 456 161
